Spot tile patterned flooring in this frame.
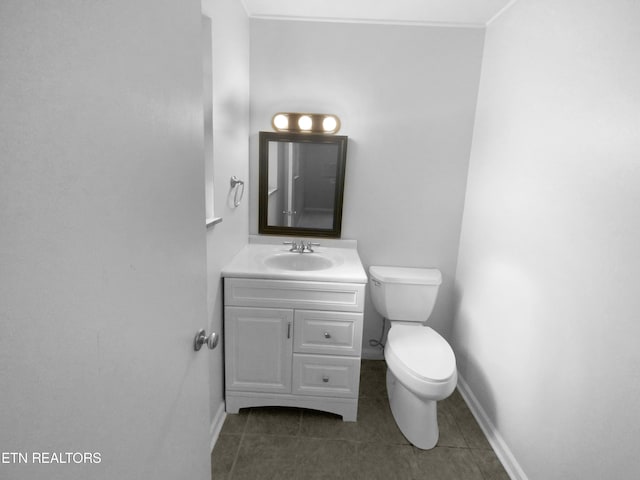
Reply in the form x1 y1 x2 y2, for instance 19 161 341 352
211 360 510 480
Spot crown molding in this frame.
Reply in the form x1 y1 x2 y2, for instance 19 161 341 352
247 13 486 29
486 0 520 26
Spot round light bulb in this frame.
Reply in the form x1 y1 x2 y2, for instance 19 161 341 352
273 114 289 130
322 116 338 132
298 115 312 131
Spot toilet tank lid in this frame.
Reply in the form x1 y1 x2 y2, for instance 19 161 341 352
369 266 442 285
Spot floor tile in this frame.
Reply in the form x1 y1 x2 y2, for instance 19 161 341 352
413 446 485 480
244 406 301 436
212 363 509 480
211 434 241 480
359 360 387 398
231 435 299 480
455 407 493 450
220 410 249 435
356 396 409 445
442 388 468 411
442 389 493 450
470 448 511 480
294 438 359 480
437 399 468 448
300 408 360 441
355 442 417 480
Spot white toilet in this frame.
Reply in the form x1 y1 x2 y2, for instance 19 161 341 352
369 266 457 450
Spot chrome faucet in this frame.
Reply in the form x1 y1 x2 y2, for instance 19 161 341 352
283 240 320 253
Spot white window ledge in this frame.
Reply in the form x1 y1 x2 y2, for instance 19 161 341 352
206 217 223 228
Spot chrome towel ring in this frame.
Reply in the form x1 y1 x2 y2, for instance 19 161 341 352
230 176 245 207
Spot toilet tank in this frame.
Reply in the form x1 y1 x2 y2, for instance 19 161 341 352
369 266 442 323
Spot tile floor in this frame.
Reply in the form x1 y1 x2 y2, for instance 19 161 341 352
211 360 510 480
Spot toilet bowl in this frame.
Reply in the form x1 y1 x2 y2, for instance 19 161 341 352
369 266 457 449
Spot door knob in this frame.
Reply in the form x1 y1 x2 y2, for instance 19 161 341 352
194 329 219 351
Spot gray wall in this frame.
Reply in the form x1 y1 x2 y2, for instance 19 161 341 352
453 0 640 478
249 19 485 357
201 0 250 437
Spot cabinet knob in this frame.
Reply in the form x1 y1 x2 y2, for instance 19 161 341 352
322 375 330 383
323 331 331 339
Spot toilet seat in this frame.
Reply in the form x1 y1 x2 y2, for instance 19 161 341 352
387 325 456 382
385 325 457 399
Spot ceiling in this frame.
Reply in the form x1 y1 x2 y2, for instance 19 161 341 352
241 0 517 28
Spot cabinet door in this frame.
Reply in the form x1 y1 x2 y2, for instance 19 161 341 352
225 306 293 394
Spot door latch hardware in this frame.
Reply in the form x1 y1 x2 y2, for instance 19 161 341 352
194 329 219 351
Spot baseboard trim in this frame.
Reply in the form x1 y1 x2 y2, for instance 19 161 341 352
209 401 227 453
456 374 528 480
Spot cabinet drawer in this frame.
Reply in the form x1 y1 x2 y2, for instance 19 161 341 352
294 310 362 356
225 278 365 312
292 354 360 398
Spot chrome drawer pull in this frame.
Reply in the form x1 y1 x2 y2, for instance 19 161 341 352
323 331 331 339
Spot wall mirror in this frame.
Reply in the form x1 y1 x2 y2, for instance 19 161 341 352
258 131 348 238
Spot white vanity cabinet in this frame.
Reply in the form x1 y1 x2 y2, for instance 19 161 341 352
224 277 365 421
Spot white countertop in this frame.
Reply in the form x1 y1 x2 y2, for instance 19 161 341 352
221 236 368 284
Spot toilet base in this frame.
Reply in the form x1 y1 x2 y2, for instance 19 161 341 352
386 369 439 450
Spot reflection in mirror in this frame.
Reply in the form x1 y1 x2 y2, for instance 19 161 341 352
259 131 348 238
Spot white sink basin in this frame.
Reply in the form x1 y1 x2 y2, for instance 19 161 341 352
221 237 367 283
264 253 334 271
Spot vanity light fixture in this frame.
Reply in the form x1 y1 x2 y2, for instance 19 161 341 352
272 113 289 130
322 116 338 132
271 112 341 134
298 115 313 131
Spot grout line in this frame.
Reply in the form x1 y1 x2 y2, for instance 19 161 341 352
225 410 251 480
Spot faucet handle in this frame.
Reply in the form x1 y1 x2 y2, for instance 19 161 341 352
303 241 320 253
283 240 298 252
